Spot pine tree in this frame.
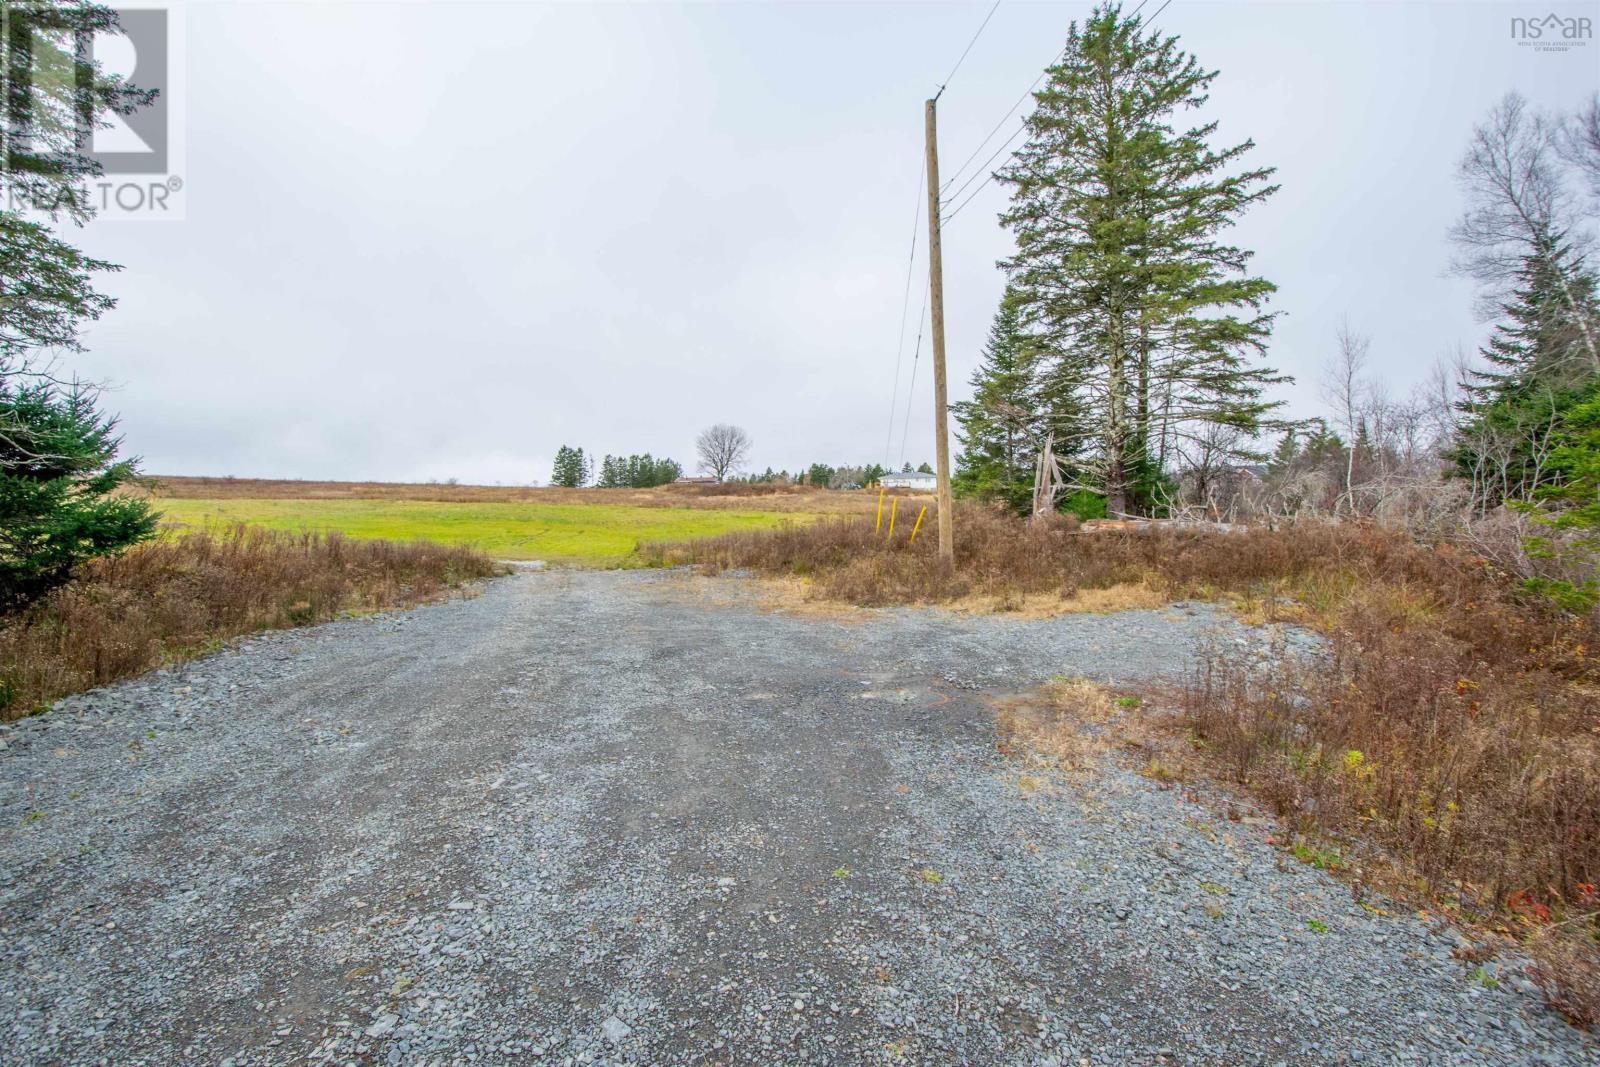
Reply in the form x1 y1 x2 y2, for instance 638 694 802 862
1468 232 1598 401
1267 429 1298 475
954 292 1052 513
1522 380 1600 611
0 381 156 609
1454 233 1600 506
652 457 683 485
999 2 1285 515
551 446 589 488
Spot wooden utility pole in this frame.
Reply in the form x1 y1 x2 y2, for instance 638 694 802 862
924 97 955 564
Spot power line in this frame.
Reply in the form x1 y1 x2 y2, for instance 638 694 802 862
941 122 1029 226
884 161 924 468
939 0 1181 229
935 33 1064 204
899 280 930 468
941 119 1026 220
883 0 1002 469
939 66 1047 195
934 0 1003 99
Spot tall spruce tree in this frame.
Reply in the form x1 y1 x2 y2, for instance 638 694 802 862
0 4 157 608
953 290 1071 514
1454 231 1600 507
998 3 1285 515
550 446 590 488
2 2 155 369
596 455 624 488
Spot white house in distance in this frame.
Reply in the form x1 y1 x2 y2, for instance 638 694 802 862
880 470 936 492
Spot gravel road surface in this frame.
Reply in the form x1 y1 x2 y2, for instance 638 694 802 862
1 569 1594 1066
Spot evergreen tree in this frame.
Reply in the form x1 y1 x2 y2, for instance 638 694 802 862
1267 429 1298 475
550 445 589 488
1522 381 1600 611
652 457 683 485
2 3 154 368
596 455 624 488
999 2 1285 515
954 293 1047 513
0 5 157 611
1454 233 1600 507
0 381 155 610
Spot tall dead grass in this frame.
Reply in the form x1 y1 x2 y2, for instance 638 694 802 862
641 503 1493 608
0 525 500 721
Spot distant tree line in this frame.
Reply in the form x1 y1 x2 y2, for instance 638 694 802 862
550 448 683 488
726 462 932 489
597 454 682 488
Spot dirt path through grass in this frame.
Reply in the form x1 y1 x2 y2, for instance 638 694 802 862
1 571 1593 1065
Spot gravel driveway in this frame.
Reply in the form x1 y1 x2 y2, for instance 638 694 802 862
1 569 1594 1066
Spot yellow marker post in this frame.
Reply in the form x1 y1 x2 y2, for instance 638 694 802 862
875 486 886 533
887 497 898 537
908 505 928 544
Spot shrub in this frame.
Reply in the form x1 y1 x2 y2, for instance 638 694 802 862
0 524 500 720
1178 541 1598 1026
0 379 156 609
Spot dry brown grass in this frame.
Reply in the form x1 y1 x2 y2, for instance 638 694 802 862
641 502 1501 610
0 525 501 721
991 677 1119 771
1529 922 1600 1028
140 475 873 514
943 581 1169 618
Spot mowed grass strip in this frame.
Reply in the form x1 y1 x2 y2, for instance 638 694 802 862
152 497 817 562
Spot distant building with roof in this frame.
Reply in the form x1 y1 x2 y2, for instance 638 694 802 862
879 470 936 491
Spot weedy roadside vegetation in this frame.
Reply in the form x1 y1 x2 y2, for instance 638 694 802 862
1183 569 1599 1027
650 506 1599 1026
0 525 500 722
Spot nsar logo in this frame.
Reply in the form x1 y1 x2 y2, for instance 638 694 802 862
1510 11 1593 52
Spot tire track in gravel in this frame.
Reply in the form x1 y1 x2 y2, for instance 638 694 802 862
1 569 1596 1066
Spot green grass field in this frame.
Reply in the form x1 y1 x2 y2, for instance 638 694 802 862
153 497 816 563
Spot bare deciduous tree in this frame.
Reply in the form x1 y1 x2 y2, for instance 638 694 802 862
1452 93 1570 292
1450 92 1598 366
695 424 751 482
1558 92 1600 209
1321 323 1371 514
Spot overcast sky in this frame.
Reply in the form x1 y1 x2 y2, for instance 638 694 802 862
67 0 1599 484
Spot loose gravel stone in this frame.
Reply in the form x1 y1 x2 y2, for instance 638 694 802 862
0 569 1593 1065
